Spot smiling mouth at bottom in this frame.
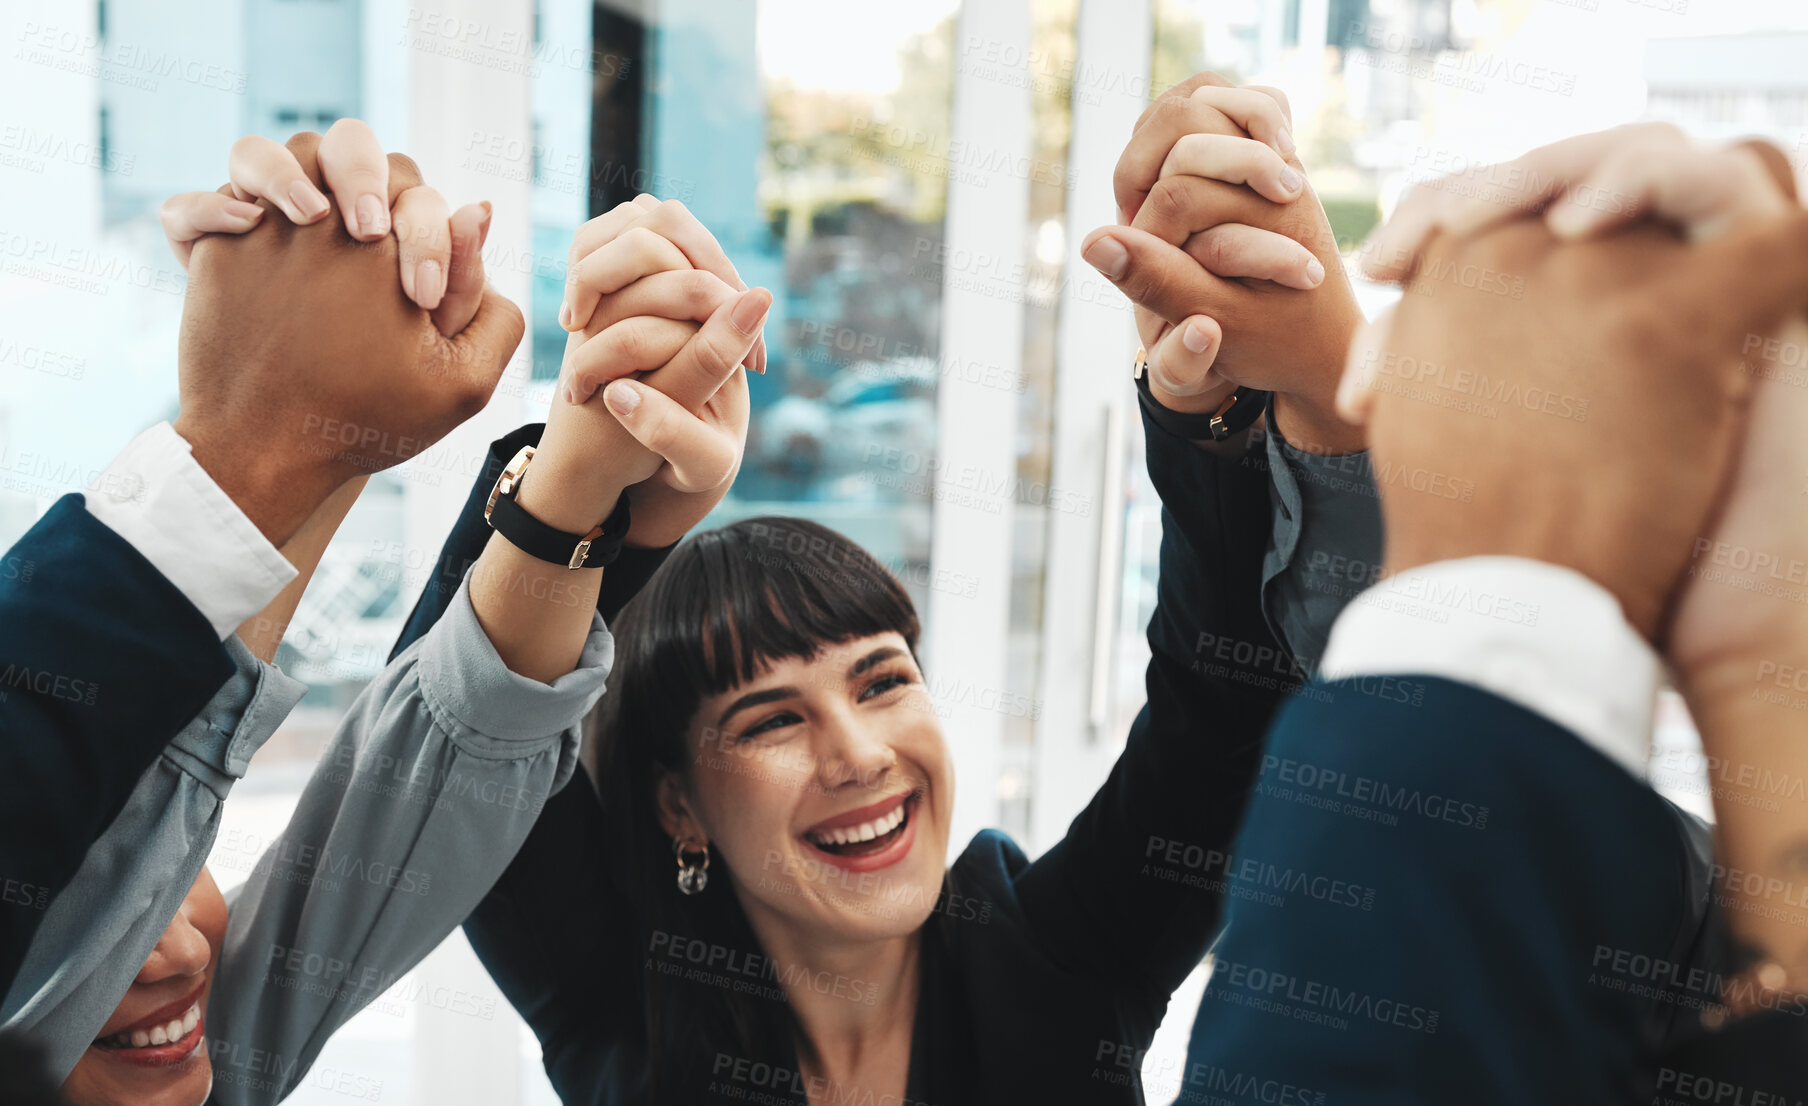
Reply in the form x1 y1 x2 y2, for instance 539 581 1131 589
90 1005 206 1067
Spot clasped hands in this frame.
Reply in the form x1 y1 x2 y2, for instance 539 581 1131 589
163 119 764 554
1089 74 1808 992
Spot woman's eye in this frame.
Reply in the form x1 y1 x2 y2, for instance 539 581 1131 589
860 673 912 701
737 712 800 742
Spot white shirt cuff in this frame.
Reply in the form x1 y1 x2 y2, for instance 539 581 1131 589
1318 557 1658 779
81 423 297 641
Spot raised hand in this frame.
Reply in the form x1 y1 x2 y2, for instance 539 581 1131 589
171 130 524 547
533 195 760 550
468 199 763 684
1339 141 1808 644
1081 74 1363 452
158 118 492 336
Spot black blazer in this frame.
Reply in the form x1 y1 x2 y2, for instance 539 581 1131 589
0 496 236 987
390 417 1297 1104
375 414 1808 1102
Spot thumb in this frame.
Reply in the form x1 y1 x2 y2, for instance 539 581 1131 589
432 201 491 337
1082 224 1238 326
639 287 769 412
603 380 737 491
1661 208 1808 368
443 282 526 394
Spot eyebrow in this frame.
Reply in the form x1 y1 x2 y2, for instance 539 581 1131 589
714 646 907 729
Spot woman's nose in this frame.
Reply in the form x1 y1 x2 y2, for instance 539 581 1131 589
811 714 897 790
135 912 212 985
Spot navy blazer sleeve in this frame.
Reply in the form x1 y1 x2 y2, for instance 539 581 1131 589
0 496 236 987
387 423 674 1097
1012 414 1298 1005
1181 676 1705 1105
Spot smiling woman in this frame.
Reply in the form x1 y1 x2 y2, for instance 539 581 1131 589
379 410 1297 1104
62 873 222 1106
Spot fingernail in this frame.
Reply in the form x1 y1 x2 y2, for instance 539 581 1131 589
1182 323 1212 354
1277 128 1296 156
356 193 389 237
606 382 640 417
1082 235 1128 280
1306 258 1325 285
224 200 265 223
1548 204 1594 238
558 300 572 330
1280 167 1304 194
732 290 771 335
288 180 330 220
416 259 443 306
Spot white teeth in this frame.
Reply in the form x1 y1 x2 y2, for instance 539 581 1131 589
130 1029 151 1048
182 1006 200 1033
808 800 910 848
165 1018 185 1041
148 1026 168 1046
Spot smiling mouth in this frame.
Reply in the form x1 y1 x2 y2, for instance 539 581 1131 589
803 792 917 858
91 995 204 1058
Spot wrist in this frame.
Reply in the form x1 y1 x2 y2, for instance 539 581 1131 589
511 450 628 535
171 414 343 546
1271 386 1365 455
1676 643 1808 976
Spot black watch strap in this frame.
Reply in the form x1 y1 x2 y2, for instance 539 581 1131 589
485 447 632 570
1133 349 1270 442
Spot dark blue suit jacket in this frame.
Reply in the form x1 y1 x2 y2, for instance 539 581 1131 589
1179 630 1808 1097
0 496 235 988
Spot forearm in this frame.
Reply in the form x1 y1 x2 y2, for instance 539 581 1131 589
236 476 368 661
1681 646 1808 971
209 581 608 1103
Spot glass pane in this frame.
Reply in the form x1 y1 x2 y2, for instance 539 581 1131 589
643 0 958 618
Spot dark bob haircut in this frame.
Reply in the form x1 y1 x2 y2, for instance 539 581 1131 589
585 516 923 1102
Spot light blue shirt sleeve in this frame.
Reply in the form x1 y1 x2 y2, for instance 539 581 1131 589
3 572 611 1096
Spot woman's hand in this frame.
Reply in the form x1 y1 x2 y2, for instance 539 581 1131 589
1083 74 1364 453
158 118 492 337
529 195 761 549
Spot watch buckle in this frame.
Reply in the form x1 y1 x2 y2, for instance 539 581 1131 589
567 524 606 570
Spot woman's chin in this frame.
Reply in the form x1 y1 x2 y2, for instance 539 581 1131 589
62 1051 212 1106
